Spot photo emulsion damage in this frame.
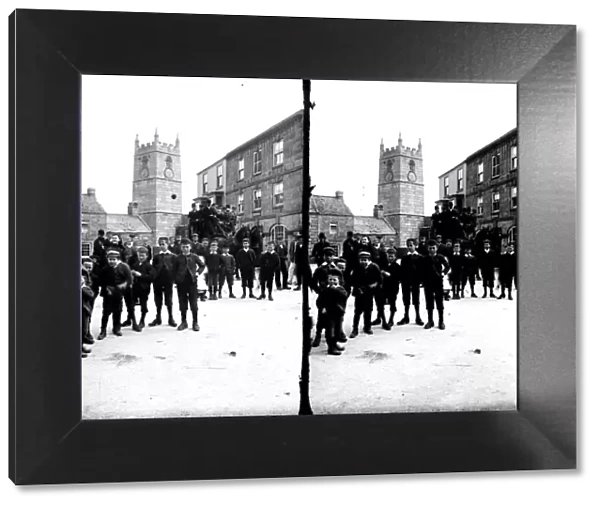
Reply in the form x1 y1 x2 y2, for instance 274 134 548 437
81 77 304 418
307 81 518 414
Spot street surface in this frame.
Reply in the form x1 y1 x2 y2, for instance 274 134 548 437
309 279 517 414
83 280 303 419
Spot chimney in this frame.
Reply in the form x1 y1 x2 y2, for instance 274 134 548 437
128 202 139 216
335 191 344 200
87 188 96 197
373 204 384 219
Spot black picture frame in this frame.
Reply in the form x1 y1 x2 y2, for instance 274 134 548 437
9 9 576 485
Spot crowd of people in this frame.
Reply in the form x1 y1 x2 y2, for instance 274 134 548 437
187 201 237 239
81 229 308 358
308 231 517 356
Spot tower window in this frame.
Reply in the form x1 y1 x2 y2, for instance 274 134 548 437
217 164 223 188
477 162 484 183
253 149 262 175
202 174 208 194
239 158 245 181
273 182 283 207
457 168 464 191
273 139 284 166
511 145 518 170
492 191 500 213
253 188 262 211
444 176 449 197
492 155 500 178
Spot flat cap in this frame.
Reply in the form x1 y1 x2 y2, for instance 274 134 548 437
106 249 121 258
358 251 371 259
323 246 335 255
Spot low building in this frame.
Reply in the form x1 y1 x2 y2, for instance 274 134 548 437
438 161 467 211
465 128 518 245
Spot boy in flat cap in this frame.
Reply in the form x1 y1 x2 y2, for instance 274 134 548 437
205 241 224 301
219 243 236 298
97 249 133 339
149 237 177 327
349 250 382 338
461 244 479 297
236 237 257 299
311 246 343 347
316 271 348 356
448 241 464 300
171 238 205 331
478 239 498 298
257 241 280 301
421 240 450 330
398 238 424 326
129 246 154 328
498 243 517 300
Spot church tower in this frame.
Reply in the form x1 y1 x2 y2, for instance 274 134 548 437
132 130 183 243
378 132 425 245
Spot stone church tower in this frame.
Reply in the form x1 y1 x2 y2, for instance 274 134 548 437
377 132 425 245
132 130 183 243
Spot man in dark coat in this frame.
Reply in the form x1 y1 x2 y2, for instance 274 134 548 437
274 238 290 290
349 251 382 338
171 238 205 331
498 243 517 300
342 231 358 273
398 238 424 326
149 237 177 328
93 229 109 267
235 237 257 298
478 238 498 298
293 236 310 291
311 232 331 265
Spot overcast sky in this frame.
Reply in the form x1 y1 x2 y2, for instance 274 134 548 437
83 76 515 216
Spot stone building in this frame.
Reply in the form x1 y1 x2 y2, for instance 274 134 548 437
197 109 304 244
437 161 467 211
377 134 426 245
464 128 518 246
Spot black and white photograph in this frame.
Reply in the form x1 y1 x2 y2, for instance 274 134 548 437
307 81 518 414
81 76 305 418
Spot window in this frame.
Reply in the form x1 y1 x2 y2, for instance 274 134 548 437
271 224 287 243
457 168 464 191
511 145 518 170
492 155 500 178
253 188 262 211
477 162 484 183
273 182 283 207
508 226 517 245
511 186 518 208
273 139 284 166
237 193 244 213
253 149 262 175
492 192 500 213
238 158 245 180
444 176 450 197
329 223 338 235
216 164 223 188
81 242 91 257
202 173 208 194
477 196 484 215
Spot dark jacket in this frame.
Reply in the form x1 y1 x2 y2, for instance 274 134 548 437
317 285 349 317
461 254 479 277
417 243 428 256
191 242 205 256
205 252 224 273
499 252 517 279
130 258 154 292
221 253 236 273
399 252 422 286
342 238 358 265
275 243 288 263
311 262 343 293
382 261 402 295
82 285 95 317
258 251 281 273
236 248 256 270
152 250 176 284
371 245 389 271
311 240 331 265
169 242 183 255
99 262 133 298
171 253 205 285
478 249 498 272
448 252 464 281
350 262 382 295
420 254 450 286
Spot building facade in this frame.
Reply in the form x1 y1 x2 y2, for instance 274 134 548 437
197 109 304 244
464 128 518 246
378 133 426 245
132 130 184 243
438 161 467 211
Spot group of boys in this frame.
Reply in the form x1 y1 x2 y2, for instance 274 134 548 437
81 230 293 358
309 235 517 357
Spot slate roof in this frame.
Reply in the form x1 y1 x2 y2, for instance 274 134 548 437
81 194 106 214
106 214 152 234
309 195 354 216
353 216 396 236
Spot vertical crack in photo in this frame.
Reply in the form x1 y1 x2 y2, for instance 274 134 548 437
81 76 306 419
306 80 518 415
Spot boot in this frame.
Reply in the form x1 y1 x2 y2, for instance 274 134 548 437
415 306 424 326
460 289 465 298
371 311 383 326
335 342 346 351
363 312 373 335
83 333 95 345
258 291 266 300
97 328 107 340
312 333 322 347
471 287 478 298
452 287 460 300
229 290 236 299
218 290 222 299
338 331 348 343
242 288 247 299
139 314 146 329
385 311 395 330
349 328 359 339
113 328 123 337
249 289 256 299
398 308 410 325
382 312 391 331
498 289 506 299
149 307 162 327
327 347 342 356
483 288 488 299
167 307 177 327
192 314 199 332
268 292 274 301
438 311 445 330
508 289 513 301
424 310 435 329
177 314 188 331
82 343 92 356
121 317 132 327
132 315 142 332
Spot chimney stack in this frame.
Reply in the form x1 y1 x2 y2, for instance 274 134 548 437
87 188 96 197
373 204 384 219
335 191 344 200
128 202 139 216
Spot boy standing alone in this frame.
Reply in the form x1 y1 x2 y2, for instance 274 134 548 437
97 249 132 339
316 272 348 356
172 238 205 331
219 244 236 298
421 240 450 330
398 239 424 326
149 237 177 328
236 238 257 299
